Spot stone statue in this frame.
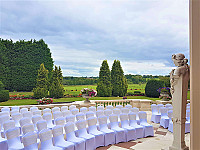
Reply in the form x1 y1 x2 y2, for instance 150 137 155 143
169 53 189 150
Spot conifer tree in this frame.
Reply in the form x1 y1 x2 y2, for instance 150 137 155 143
111 60 128 97
97 60 112 97
33 63 49 98
49 66 64 98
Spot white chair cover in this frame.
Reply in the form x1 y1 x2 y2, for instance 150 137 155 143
165 104 172 108
69 105 76 111
151 104 161 123
42 113 55 129
22 111 32 118
116 105 123 110
98 116 115 146
53 111 63 120
64 122 86 150
80 107 88 114
39 128 62 150
0 115 10 131
52 125 74 150
71 108 79 115
3 120 15 133
32 110 42 116
138 111 154 137
20 108 28 114
19 117 32 127
10 110 18 116
32 115 42 130
62 110 71 118
168 110 173 133
130 107 140 124
97 106 104 111
36 120 47 132
22 123 34 135
22 131 38 150
104 109 112 117
12 113 23 127
120 113 136 141
0 124 8 150
87 117 105 148
121 108 129 114
125 104 132 110
5 127 24 149
43 108 51 115
61 106 68 112
160 107 169 128
185 110 190 133
66 115 76 123
89 106 96 112
113 108 121 116
30 107 38 113
11 107 20 112
1 107 10 112
96 110 104 118
109 114 126 143
76 112 85 121
0 111 10 117
106 105 114 110
128 112 144 139
55 117 66 126
86 111 95 119
52 107 61 113
76 119 95 150
157 104 164 114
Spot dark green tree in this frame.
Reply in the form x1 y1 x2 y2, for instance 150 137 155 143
33 63 49 98
111 60 128 97
96 60 112 97
49 66 64 98
145 79 165 97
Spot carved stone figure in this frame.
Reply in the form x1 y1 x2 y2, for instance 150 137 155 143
169 53 189 150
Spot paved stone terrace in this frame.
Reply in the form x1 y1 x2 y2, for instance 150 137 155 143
96 111 190 150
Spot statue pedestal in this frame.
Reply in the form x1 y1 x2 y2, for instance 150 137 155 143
169 73 189 150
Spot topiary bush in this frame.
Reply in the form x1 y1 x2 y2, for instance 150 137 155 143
145 80 165 98
0 90 9 102
33 87 48 99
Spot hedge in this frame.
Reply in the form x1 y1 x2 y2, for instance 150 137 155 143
0 90 9 102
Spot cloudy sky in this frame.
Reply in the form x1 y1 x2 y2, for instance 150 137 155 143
1 0 189 77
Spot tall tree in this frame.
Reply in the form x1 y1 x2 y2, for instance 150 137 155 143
111 60 128 97
97 60 112 97
33 63 49 98
49 66 64 98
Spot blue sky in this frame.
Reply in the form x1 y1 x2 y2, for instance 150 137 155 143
0 0 189 77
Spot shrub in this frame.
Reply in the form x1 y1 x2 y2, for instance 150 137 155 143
0 90 9 102
134 91 141 94
127 92 134 96
33 87 48 99
145 80 165 98
0 81 4 90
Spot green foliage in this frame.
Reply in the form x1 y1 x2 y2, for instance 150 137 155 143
134 91 141 94
159 76 170 87
0 81 5 91
0 90 9 102
145 79 165 98
111 60 128 97
49 66 64 98
33 64 49 98
97 60 112 97
0 39 53 91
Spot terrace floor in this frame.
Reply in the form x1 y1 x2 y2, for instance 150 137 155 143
96 111 190 150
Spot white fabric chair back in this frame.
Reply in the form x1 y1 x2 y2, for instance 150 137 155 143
71 108 79 115
168 110 173 119
104 109 112 117
96 110 104 117
43 108 51 114
22 111 32 118
138 111 147 120
62 110 71 118
61 106 68 112
3 120 15 132
5 127 20 139
1 107 10 112
32 115 42 125
98 116 107 125
76 112 85 121
160 107 168 116
86 111 95 119
69 105 76 111
55 117 66 126
87 116 97 126
64 122 75 134
43 113 52 121
10 110 18 116
36 120 47 132
97 106 104 111
125 104 132 110
0 115 10 129
128 112 137 120
22 123 34 135
22 131 37 149
52 125 63 137
186 110 190 121
53 111 63 120
32 110 41 116
116 105 123 110
30 107 38 113
120 113 129 121
11 107 19 112
52 107 60 113
0 111 10 117
39 128 52 142
109 114 118 123
157 104 164 114
151 104 158 114
89 106 96 112
66 114 75 122
113 108 121 115
106 105 114 110
76 119 87 130
80 107 88 114
20 108 28 114
165 104 172 108
20 117 32 127
12 113 22 122
121 108 129 114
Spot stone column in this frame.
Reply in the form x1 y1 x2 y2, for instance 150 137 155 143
190 0 200 149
